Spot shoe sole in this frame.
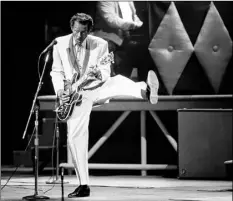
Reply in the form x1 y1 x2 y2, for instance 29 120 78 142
68 190 90 198
68 193 90 198
147 70 159 104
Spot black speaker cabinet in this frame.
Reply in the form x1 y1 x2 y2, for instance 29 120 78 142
178 109 232 179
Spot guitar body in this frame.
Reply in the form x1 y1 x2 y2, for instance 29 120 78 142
56 91 82 121
56 52 114 121
56 73 82 121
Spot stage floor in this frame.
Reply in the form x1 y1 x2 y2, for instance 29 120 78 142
1 168 232 201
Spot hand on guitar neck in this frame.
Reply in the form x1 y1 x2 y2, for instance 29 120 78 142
57 89 71 105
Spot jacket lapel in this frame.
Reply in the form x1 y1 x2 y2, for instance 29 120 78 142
66 35 80 75
81 38 91 75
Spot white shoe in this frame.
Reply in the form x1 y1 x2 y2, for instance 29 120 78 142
147 70 159 104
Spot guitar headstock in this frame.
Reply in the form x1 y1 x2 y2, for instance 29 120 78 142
89 52 114 71
100 51 114 65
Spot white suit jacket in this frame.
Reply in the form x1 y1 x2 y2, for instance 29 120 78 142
50 34 111 95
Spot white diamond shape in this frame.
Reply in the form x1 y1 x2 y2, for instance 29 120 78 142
149 2 194 94
194 2 233 93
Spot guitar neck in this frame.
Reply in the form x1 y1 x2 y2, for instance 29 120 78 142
71 52 114 92
72 69 93 91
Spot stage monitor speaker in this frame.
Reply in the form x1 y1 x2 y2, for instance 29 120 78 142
178 109 232 179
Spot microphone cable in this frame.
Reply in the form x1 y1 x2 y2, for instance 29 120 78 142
42 117 58 194
1 121 59 195
1 127 36 190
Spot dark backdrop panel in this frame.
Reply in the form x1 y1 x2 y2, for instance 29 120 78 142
148 1 233 95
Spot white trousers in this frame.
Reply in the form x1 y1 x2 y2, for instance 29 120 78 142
67 75 147 185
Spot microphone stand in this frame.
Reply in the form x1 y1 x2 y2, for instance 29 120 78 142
46 118 68 185
22 52 51 200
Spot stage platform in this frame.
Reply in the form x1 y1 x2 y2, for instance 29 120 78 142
36 95 232 176
37 94 233 111
1 167 232 201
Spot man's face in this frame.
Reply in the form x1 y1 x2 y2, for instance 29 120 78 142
72 21 89 45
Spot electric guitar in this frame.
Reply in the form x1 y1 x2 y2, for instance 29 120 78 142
55 52 114 121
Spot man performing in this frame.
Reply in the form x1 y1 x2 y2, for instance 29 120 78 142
50 13 159 198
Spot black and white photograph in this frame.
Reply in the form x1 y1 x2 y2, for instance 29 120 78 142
1 1 232 201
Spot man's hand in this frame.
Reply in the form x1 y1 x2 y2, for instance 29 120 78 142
134 15 143 28
64 80 72 93
126 19 143 31
134 20 143 28
57 89 70 104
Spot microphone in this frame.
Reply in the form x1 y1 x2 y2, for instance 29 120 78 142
42 39 57 54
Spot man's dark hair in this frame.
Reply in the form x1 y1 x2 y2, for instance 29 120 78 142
70 13 93 32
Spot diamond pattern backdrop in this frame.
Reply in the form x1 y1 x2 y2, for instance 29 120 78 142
148 1 233 95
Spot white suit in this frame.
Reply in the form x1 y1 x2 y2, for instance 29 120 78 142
50 33 147 185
